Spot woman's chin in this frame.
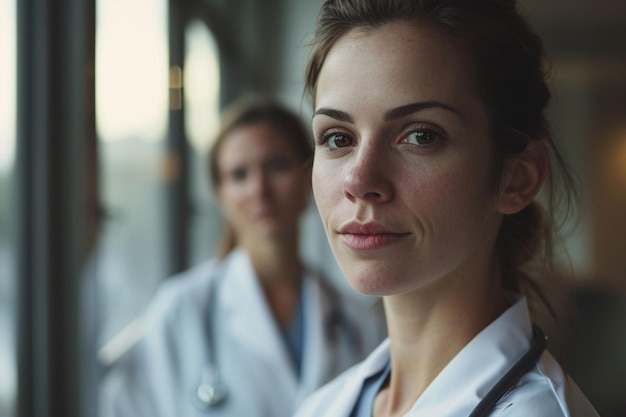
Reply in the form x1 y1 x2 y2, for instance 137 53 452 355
343 269 399 297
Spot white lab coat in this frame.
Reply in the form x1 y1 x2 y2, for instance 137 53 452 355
99 248 385 417
294 295 599 417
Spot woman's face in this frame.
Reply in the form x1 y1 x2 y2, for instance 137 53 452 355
312 22 504 296
216 122 309 247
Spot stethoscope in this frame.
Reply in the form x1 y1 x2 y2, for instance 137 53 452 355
469 324 547 417
192 259 230 410
192 257 363 410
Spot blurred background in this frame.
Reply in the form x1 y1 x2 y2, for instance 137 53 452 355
0 0 624 416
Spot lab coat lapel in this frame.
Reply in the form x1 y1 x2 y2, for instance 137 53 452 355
297 274 326 402
299 272 382 406
301 271 361 398
325 340 392 416
219 249 298 393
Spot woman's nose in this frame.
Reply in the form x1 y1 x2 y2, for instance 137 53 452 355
249 170 270 199
342 143 393 204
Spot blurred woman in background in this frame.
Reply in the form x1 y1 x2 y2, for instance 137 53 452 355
100 97 385 417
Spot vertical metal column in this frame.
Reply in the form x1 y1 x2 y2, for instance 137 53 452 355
166 0 190 275
16 0 96 416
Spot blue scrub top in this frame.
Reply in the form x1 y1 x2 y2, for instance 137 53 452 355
282 288 305 377
350 361 391 417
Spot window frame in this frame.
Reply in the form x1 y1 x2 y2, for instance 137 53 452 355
16 1 97 416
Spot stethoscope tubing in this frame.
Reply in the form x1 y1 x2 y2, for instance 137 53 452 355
468 325 547 417
194 258 231 409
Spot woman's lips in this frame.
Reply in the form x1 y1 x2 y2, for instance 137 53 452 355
254 206 277 220
337 222 410 251
339 232 409 251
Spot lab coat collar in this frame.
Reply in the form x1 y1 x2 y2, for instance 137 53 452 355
326 295 534 417
218 248 338 403
306 338 392 416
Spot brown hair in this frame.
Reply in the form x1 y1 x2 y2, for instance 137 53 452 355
208 96 313 259
305 0 579 321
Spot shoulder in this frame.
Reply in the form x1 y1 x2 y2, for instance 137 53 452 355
494 379 568 417
101 260 218 365
140 259 224 344
144 259 218 321
494 353 599 417
155 260 218 304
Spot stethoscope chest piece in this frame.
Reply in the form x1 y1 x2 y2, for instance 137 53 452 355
194 364 228 409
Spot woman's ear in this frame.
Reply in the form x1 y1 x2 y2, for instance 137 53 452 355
497 141 548 215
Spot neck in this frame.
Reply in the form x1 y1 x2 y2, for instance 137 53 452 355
374 266 508 417
243 236 303 328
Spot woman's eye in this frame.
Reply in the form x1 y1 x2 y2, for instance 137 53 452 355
322 133 352 149
229 167 247 182
265 156 291 173
405 129 441 146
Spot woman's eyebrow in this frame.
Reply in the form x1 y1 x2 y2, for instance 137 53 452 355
313 101 463 123
384 101 463 121
313 108 353 123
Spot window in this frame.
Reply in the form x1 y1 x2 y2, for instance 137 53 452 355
95 0 169 352
184 20 222 266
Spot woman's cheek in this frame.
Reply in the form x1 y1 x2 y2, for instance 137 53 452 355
311 170 330 216
312 158 331 204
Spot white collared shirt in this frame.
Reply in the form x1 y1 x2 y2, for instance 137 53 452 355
294 295 599 417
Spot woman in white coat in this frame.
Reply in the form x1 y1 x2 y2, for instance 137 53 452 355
99 97 386 417
295 0 600 416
